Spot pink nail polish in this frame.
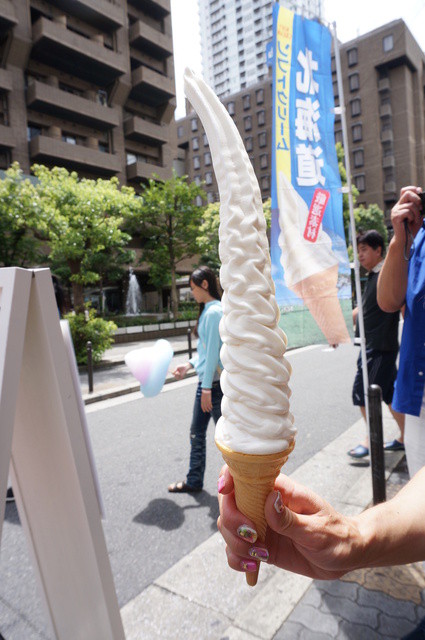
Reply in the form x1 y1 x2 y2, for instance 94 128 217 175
217 476 225 493
274 490 284 513
241 560 258 572
249 547 269 562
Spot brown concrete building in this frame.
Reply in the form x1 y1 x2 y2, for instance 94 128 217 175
333 19 425 221
0 0 175 186
174 78 273 203
175 19 425 225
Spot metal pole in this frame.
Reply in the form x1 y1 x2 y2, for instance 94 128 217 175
87 341 94 394
368 384 386 504
332 23 370 430
187 328 193 360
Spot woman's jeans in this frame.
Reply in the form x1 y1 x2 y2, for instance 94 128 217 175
186 380 223 489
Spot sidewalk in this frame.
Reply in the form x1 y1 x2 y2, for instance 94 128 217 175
119 412 424 639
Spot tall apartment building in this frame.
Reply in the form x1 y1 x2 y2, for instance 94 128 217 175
333 19 425 220
176 19 425 225
0 0 175 186
199 0 322 98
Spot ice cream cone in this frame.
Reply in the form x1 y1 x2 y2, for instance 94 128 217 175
290 264 350 345
216 439 295 586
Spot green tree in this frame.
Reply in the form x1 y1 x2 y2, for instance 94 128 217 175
354 203 388 246
32 165 138 312
197 197 272 270
137 172 206 318
0 162 43 267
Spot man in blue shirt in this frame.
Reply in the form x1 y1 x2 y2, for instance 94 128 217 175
378 186 425 477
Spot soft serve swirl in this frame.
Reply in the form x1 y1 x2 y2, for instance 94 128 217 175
184 68 296 454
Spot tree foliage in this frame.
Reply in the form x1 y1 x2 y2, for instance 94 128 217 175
65 306 117 365
32 165 137 311
197 197 272 270
0 162 43 267
136 172 206 317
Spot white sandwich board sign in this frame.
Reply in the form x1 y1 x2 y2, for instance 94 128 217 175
0 267 125 640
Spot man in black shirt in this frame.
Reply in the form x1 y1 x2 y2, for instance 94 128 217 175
348 230 405 458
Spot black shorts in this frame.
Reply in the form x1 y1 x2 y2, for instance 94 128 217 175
352 349 398 407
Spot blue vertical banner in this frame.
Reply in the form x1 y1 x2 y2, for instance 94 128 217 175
271 5 352 348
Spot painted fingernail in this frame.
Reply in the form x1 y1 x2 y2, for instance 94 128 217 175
218 476 225 493
241 560 258 572
237 525 257 543
249 547 269 562
274 490 284 513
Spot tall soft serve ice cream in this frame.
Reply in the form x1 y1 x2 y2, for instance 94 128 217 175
184 68 296 587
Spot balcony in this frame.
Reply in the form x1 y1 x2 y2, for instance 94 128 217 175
124 116 168 145
0 68 12 92
378 78 390 92
31 18 127 86
380 104 392 117
381 129 394 143
384 180 397 194
131 65 175 106
0 125 15 148
29 135 121 176
49 0 124 30
382 155 395 169
27 81 120 130
129 20 172 58
127 0 170 19
0 0 17 37
126 160 169 182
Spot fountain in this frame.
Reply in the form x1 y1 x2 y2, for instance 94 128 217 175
125 268 143 315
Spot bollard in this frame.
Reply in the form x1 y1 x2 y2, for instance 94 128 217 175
368 384 386 505
87 341 94 394
187 327 193 360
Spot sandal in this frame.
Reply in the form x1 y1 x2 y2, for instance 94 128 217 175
384 439 405 452
168 481 202 493
347 444 369 459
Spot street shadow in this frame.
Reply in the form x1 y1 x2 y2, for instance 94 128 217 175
133 491 219 532
3 501 20 526
349 460 370 468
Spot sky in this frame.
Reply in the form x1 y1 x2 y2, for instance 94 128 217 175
170 0 425 119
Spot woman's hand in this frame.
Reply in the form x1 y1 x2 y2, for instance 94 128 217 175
217 466 364 580
172 362 191 381
391 186 423 247
201 388 212 412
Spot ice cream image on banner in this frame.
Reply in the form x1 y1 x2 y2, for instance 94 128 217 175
277 172 350 346
184 68 296 587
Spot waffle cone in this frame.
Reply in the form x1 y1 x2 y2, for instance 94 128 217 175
216 439 295 586
290 265 350 345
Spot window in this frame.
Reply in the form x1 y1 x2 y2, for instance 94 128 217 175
192 137 199 150
335 130 343 144
352 124 362 142
194 175 201 185
203 133 209 147
245 136 253 151
261 175 270 190
354 174 366 192
349 73 359 92
244 116 252 131
347 48 358 66
260 153 268 169
257 109 265 126
383 34 394 52
258 131 267 147
27 125 42 140
353 149 364 167
205 171 213 185
207 191 214 203
256 88 264 104
191 118 198 131
243 94 251 110
97 90 108 105
196 196 203 206
127 153 137 164
98 141 109 153
193 155 200 170
177 125 184 138
204 151 211 166
350 98 361 117
62 134 77 145
227 101 235 115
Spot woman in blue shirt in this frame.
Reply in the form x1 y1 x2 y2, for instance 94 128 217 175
168 266 223 493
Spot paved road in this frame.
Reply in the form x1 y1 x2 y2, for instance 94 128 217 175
0 343 361 639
